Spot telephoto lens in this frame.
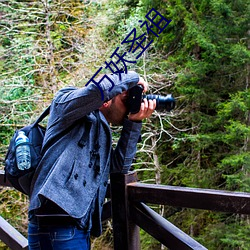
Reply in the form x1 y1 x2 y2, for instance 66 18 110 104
143 94 175 112
127 85 176 114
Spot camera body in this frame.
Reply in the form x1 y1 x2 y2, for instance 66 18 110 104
127 85 175 114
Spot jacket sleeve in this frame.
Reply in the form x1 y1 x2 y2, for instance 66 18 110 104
52 71 139 124
45 71 139 138
111 118 142 174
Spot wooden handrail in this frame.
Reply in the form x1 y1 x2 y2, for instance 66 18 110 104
0 216 28 250
1 170 250 249
0 170 12 187
127 182 250 214
130 202 207 250
110 172 250 250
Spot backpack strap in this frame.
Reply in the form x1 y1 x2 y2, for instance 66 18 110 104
34 105 51 126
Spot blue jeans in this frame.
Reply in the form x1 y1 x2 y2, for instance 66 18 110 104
28 222 90 250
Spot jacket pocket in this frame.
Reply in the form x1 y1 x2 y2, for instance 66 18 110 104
65 159 77 184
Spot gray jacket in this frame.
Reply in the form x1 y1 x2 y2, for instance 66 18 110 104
29 71 142 236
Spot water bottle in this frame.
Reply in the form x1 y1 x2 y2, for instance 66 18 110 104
15 131 31 170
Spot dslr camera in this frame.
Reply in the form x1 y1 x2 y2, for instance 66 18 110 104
127 85 175 114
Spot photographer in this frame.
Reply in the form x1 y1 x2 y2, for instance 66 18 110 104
28 71 156 250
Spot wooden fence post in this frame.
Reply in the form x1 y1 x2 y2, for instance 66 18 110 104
110 171 140 250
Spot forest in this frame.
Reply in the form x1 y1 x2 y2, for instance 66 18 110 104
0 0 249 249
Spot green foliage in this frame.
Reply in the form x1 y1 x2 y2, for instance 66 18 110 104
0 1 109 249
197 214 250 250
0 0 250 249
140 229 159 249
0 188 29 237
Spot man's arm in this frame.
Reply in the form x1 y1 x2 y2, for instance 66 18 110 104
111 98 156 173
111 118 142 174
49 71 139 128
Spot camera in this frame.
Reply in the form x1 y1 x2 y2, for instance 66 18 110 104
127 85 175 114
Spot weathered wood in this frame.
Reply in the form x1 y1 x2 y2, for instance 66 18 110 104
128 183 250 214
1 169 250 250
130 202 207 250
0 170 12 187
0 216 28 250
101 200 112 222
110 172 140 250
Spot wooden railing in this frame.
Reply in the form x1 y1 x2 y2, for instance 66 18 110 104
1 170 250 250
0 170 29 250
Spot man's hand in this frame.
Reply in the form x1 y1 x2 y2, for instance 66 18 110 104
128 98 156 122
137 77 148 93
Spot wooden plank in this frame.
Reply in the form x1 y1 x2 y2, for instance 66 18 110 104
101 200 112 222
110 172 140 250
130 202 207 250
0 216 28 250
0 170 12 187
128 183 250 214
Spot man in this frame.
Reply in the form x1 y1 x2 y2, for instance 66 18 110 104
28 71 156 249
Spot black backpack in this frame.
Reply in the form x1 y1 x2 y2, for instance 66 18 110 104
4 106 50 195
